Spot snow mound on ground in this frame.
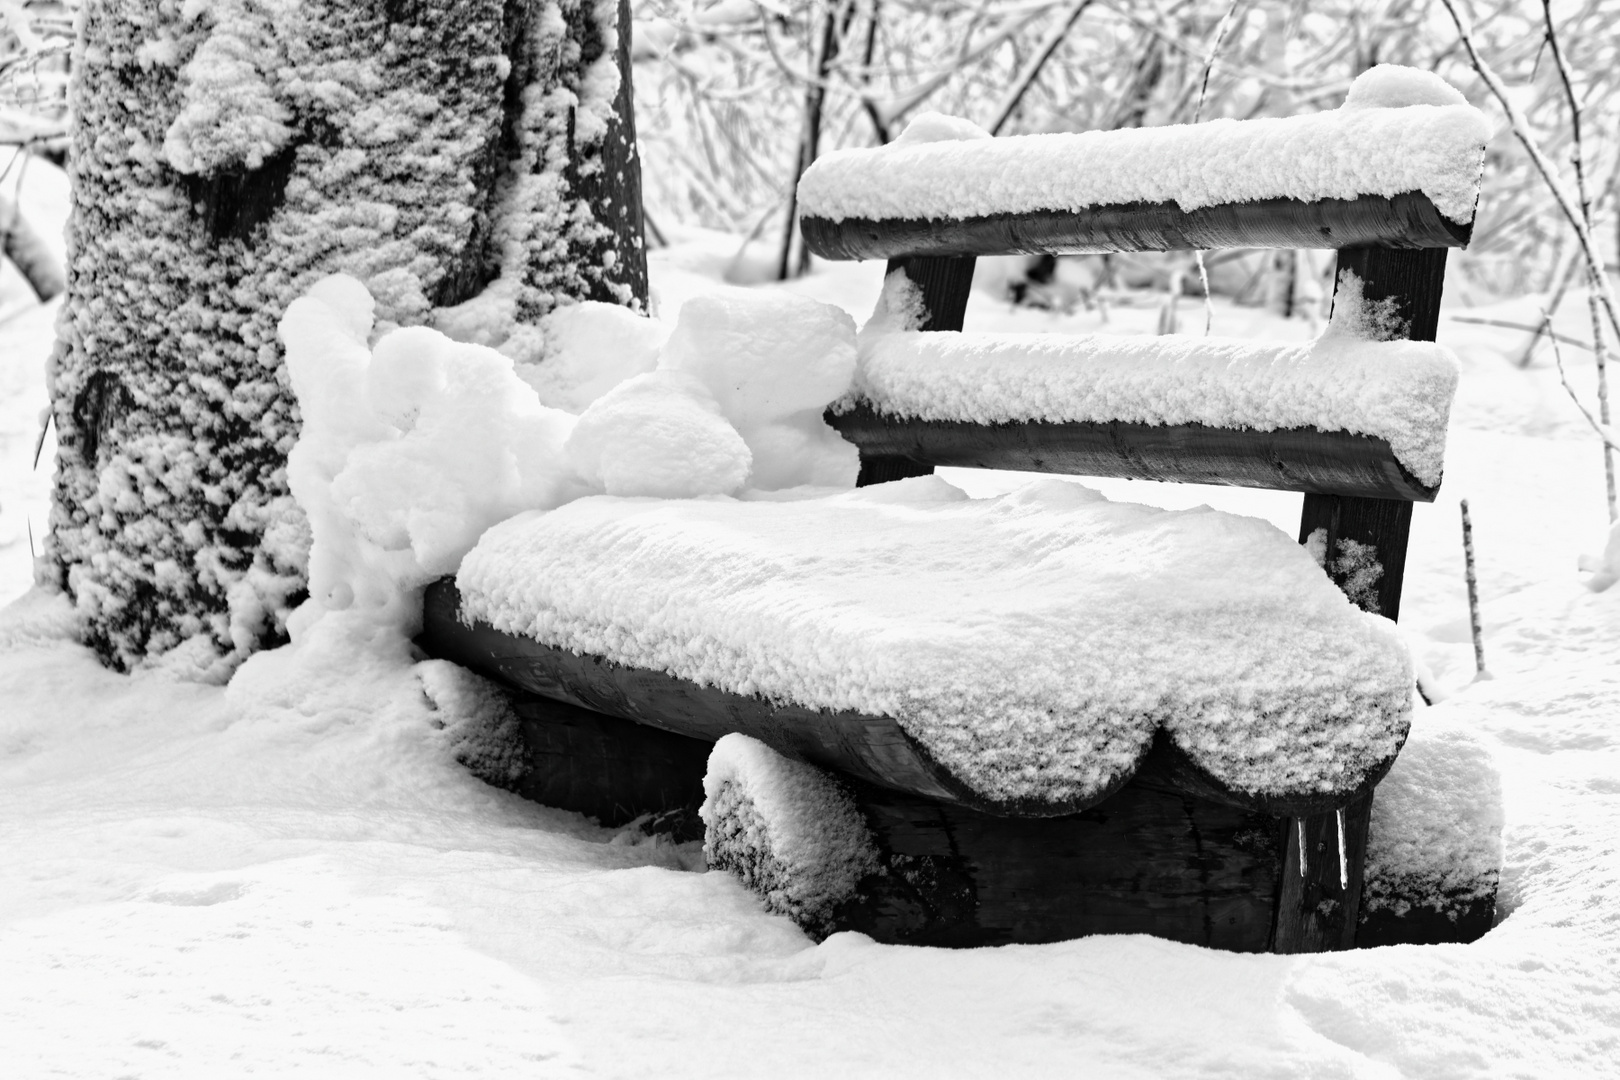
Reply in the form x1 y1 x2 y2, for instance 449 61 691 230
702 733 878 937
1364 719 1503 917
564 371 752 498
459 476 1412 807
1579 520 1620 592
660 293 860 490
279 275 583 635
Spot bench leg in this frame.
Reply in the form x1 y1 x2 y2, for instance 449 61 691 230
1273 794 1373 952
857 254 978 487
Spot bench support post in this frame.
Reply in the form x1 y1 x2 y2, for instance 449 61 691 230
1275 245 1448 952
857 254 977 487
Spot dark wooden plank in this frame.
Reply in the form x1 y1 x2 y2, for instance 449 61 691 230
1272 792 1372 952
1276 245 1447 952
505 692 709 838
1298 493 1417 619
803 191 1472 262
834 736 1284 949
831 405 1439 502
1357 895 1495 948
419 578 1387 819
856 254 974 487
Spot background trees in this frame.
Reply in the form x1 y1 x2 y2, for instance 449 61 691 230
631 0 1620 298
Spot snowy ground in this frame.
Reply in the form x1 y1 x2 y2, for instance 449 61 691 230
2 213 1618 1076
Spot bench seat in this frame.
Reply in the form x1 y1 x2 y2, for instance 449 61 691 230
449 476 1412 817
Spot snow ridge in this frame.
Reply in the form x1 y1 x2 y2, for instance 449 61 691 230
798 67 1489 227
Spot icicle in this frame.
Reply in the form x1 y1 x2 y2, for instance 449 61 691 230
1336 808 1348 890
1297 819 1306 877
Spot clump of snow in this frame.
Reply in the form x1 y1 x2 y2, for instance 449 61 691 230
1364 721 1503 918
702 733 879 938
564 371 752 498
1343 64 1469 110
521 301 668 412
1305 529 1387 613
845 326 1459 487
1331 538 1386 614
162 0 294 175
1326 269 1409 342
893 111 993 145
279 275 584 636
660 293 860 490
798 66 1489 226
459 476 1412 807
860 268 930 337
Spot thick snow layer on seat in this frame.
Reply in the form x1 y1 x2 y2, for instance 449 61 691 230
458 476 1413 807
798 67 1489 226
846 316 1460 488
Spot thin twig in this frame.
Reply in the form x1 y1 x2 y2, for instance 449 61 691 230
1544 310 1620 455
1436 0 1620 349
1542 0 1615 518
987 0 1093 135
1461 499 1487 677
1440 0 1617 520
1189 0 1240 336
1449 315 1593 354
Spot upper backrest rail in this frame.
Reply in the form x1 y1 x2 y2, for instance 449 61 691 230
799 98 1488 261
802 191 1470 261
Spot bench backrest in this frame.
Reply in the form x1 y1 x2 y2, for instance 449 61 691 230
796 101 1489 623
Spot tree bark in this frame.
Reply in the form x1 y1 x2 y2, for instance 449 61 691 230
50 0 647 674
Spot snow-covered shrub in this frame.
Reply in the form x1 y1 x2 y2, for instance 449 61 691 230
701 733 879 938
1578 520 1620 592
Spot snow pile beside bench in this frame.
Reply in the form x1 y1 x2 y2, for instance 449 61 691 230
458 476 1413 807
798 66 1489 226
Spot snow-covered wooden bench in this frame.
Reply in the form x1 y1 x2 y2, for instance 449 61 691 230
420 68 1495 952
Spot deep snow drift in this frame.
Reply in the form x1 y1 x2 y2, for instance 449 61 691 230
3 222 1619 1076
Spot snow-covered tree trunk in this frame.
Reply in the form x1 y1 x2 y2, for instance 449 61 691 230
48 0 646 676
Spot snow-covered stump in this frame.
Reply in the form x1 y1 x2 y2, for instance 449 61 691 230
49 0 646 673
701 735 880 940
